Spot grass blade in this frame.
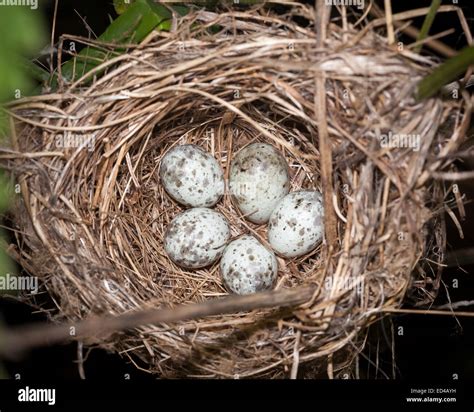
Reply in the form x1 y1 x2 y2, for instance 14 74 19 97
414 0 442 54
52 0 184 88
416 45 474 100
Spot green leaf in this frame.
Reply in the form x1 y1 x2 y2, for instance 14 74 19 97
52 0 183 87
416 46 474 100
0 111 10 139
0 172 14 212
21 59 50 84
0 8 44 299
414 0 442 54
0 9 46 100
0 9 45 54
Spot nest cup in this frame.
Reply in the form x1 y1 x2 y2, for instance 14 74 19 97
2 6 469 378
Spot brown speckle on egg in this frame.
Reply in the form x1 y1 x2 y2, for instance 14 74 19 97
220 235 278 295
164 208 230 269
268 191 324 258
160 144 225 208
229 143 289 224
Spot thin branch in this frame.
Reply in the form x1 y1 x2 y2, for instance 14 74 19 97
383 308 474 317
315 0 338 251
0 285 316 358
431 170 474 181
436 300 474 310
384 0 395 45
368 3 457 57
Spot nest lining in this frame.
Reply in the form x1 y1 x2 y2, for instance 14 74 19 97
1 6 469 378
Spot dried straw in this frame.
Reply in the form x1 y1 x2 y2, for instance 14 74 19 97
0 5 470 378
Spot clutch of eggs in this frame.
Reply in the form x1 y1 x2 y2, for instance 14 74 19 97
229 143 290 224
160 141 324 297
160 144 225 207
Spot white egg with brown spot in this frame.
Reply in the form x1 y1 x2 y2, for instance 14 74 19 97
164 208 230 269
229 143 290 224
220 235 278 295
160 144 225 207
268 191 324 258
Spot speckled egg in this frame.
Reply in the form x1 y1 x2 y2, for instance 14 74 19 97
164 208 231 269
160 144 225 207
229 143 290 224
268 191 324 258
220 235 278 295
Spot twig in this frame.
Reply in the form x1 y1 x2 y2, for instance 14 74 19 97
407 28 455 51
384 0 395 45
327 352 334 379
368 3 457 57
76 341 86 380
431 170 474 181
315 0 328 49
0 285 316 358
290 330 301 379
436 300 474 310
383 308 474 317
315 0 337 251
50 0 59 75
447 247 474 267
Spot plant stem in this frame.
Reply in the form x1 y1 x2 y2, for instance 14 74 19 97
416 45 474 100
414 0 442 54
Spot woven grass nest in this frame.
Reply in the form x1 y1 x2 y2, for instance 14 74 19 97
2 5 471 378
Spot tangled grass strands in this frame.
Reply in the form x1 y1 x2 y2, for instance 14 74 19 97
0 6 469 377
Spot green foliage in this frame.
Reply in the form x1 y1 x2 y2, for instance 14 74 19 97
417 46 474 100
0 7 45 378
0 112 10 139
0 172 14 213
114 0 233 14
53 0 188 87
0 9 45 283
0 8 46 101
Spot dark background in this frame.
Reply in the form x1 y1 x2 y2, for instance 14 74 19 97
0 0 473 381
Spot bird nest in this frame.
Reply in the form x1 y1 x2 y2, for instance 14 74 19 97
1 6 470 378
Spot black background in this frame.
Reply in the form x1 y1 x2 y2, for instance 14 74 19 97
0 0 473 383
